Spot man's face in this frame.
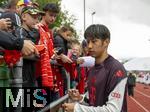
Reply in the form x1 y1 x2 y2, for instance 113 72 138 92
63 30 73 41
87 38 109 58
22 13 39 29
44 11 57 25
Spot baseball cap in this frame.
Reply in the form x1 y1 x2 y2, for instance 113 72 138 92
21 6 45 15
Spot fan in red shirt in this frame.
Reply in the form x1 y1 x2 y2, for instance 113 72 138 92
35 3 60 90
60 40 86 94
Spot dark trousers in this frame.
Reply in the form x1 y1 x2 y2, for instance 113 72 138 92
128 86 134 96
36 76 59 103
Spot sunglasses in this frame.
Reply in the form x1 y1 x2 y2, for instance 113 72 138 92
28 13 41 20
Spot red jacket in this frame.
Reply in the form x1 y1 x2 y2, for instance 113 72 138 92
36 23 54 87
58 59 86 94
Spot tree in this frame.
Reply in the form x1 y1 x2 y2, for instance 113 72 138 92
0 0 8 7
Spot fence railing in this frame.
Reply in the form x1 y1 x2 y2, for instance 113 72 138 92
0 50 71 112
38 71 70 112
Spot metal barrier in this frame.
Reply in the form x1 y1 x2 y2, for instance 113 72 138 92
38 94 69 112
0 53 23 112
0 49 71 112
9 57 23 87
38 71 71 112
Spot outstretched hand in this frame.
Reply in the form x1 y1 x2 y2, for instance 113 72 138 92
62 102 75 112
68 89 83 102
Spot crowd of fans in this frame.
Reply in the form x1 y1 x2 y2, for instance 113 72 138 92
0 0 128 112
0 0 88 105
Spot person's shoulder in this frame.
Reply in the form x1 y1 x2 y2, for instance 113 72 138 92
36 23 45 30
105 55 127 76
54 34 62 38
106 55 124 68
54 34 64 41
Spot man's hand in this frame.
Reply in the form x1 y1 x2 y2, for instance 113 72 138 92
76 58 84 64
62 103 75 112
0 18 11 30
21 40 39 56
68 89 83 102
60 54 73 63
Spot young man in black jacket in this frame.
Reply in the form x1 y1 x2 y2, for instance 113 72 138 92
15 6 43 87
0 11 38 56
63 24 127 112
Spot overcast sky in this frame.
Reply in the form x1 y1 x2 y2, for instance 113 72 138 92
61 0 150 59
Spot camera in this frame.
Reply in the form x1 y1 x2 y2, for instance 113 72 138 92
71 53 78 62
0 12 19 30
10 21 18 29
55 47 63 55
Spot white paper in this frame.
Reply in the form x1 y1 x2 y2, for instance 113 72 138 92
79 56 95 67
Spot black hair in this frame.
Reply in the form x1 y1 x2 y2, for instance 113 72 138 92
84 24 110 40
43 3 60 13
82 39 87 48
